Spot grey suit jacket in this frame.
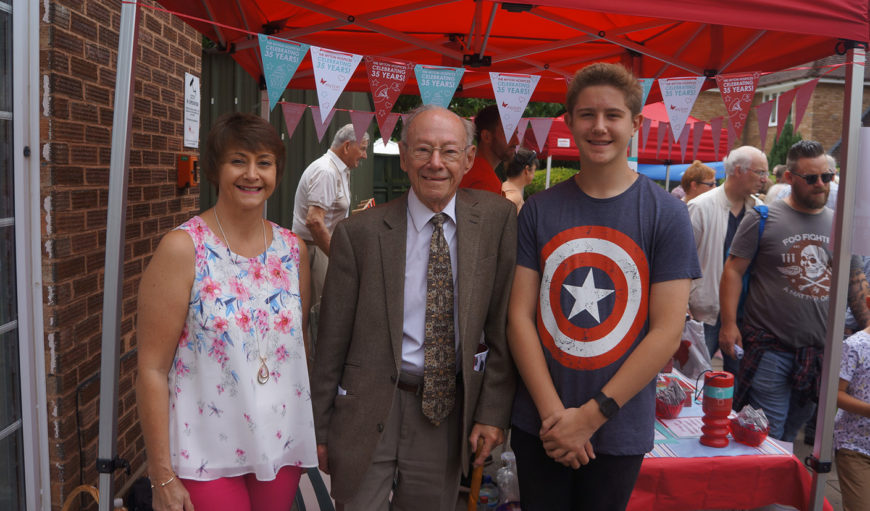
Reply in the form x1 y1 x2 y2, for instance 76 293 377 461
311 188 518 501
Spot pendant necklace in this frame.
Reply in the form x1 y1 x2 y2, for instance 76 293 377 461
214 207 271 385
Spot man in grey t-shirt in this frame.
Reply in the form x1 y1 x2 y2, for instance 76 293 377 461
719 140 868 441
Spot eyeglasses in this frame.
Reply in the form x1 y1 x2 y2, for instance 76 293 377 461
747 168 769 178
789 171 835 185
407 144 469 163
699 181 717 187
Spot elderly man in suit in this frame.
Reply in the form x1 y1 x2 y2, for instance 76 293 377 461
311 104 518 510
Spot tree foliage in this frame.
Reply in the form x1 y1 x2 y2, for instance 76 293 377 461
767 119 802 171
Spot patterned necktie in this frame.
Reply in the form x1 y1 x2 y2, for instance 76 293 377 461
422 213 456 425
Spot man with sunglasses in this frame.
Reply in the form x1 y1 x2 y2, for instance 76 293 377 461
687 146 767 379
775 153 840 210
719 140 869 441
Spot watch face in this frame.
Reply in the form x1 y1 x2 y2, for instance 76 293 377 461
595 392 618 418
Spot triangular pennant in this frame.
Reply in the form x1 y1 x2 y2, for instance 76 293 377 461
638 78 655 108
658 76 706 141
641 117 652 150
516 118 529 146
310 46 362 123
365 57 413 143
258 35 310 112
755 100 775 152
414 64 465 108
726 119 737 151
280 102 307 140
710 117 723 159
692 121 706 161
490 72 541 141
678 123 690 162
349 110 374 144
794 78 819 132
657 121 668 159
309 105 337 142
378 113 401 145
529 118 554 152
775 87 798 140
715 72 760 140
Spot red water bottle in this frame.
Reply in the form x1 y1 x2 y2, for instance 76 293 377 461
699 371 734 448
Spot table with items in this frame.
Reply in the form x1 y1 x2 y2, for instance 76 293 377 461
626 371 833 511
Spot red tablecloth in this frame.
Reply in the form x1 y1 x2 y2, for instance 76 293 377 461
628 453 833 511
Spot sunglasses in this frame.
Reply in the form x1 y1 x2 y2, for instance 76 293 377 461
790 171 835 185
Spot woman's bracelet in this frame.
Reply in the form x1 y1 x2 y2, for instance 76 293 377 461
150 473 177 489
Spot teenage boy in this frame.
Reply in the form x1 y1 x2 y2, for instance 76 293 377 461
507 63 700 511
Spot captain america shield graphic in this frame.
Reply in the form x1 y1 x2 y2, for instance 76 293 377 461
537 226 649 370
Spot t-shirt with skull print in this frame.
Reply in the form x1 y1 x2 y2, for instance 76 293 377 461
729 200 833 349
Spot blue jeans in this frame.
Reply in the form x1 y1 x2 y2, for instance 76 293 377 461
746 349 817 441
703 320 740 389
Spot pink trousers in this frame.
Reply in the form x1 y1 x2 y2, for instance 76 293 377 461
181 465 303 511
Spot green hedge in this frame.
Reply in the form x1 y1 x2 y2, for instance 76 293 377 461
525 167 577 198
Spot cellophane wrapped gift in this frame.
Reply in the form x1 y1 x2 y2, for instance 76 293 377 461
655 376 687 419
730 405 769 446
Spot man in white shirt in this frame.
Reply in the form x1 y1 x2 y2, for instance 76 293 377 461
292 124 369 356
687 145 767 377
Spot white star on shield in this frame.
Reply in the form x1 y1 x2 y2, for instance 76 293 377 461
563 268 615 324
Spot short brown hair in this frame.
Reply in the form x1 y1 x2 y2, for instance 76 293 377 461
201 112 286 189
565 63 643 117
680 160 716 191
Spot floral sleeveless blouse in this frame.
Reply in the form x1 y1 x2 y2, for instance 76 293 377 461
168 216 317 481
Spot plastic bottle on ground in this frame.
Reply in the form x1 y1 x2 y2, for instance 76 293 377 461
479 474 499 508
495 451 521 510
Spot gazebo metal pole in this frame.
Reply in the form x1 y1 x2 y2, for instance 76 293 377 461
808 44 865 511
97 1 140 509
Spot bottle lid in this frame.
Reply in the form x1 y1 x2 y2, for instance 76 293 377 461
501 451 516 462
483 474 493 483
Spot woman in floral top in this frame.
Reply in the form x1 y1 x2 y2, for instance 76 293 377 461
137 113 317 511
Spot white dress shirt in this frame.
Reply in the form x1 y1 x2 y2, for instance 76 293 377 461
291 150 351 242
401 189 460 376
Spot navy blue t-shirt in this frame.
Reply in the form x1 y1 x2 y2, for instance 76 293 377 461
513 174 701 455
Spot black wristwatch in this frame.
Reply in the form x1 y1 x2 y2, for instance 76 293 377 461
593 391 620 419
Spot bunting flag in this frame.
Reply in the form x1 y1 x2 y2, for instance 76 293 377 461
365 57 413 144
310 46 362 123
775 87 798 140
280 102 307 140
349 110 374 144
715 72 760 140
755 100 775 151
638 78 655 108
794 78 819 131
529 117 554 152
726 119 737 151
258 35 310 112
309 105 337 142
516 118 530 145
490 72 541 142
692 121 706 161
415 64 464 108
678 123 690 162
378 112 401 145
658 76 706 141
709 117 723 159
641 117 652 150
657 121 667 159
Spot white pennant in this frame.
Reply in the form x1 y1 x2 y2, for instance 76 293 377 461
490 72 541 142
658 76 706 142
310 46 362 123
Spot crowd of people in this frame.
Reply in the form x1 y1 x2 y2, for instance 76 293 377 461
135 62 870 511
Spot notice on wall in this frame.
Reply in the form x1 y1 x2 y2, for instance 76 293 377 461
853 128 870 256
184 73 200 148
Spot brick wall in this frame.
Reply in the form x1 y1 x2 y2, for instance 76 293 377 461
41 1 201 507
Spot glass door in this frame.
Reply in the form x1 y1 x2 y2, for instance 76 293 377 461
0 0 27 508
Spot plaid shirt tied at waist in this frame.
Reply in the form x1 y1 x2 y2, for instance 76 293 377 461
735 324 824 411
